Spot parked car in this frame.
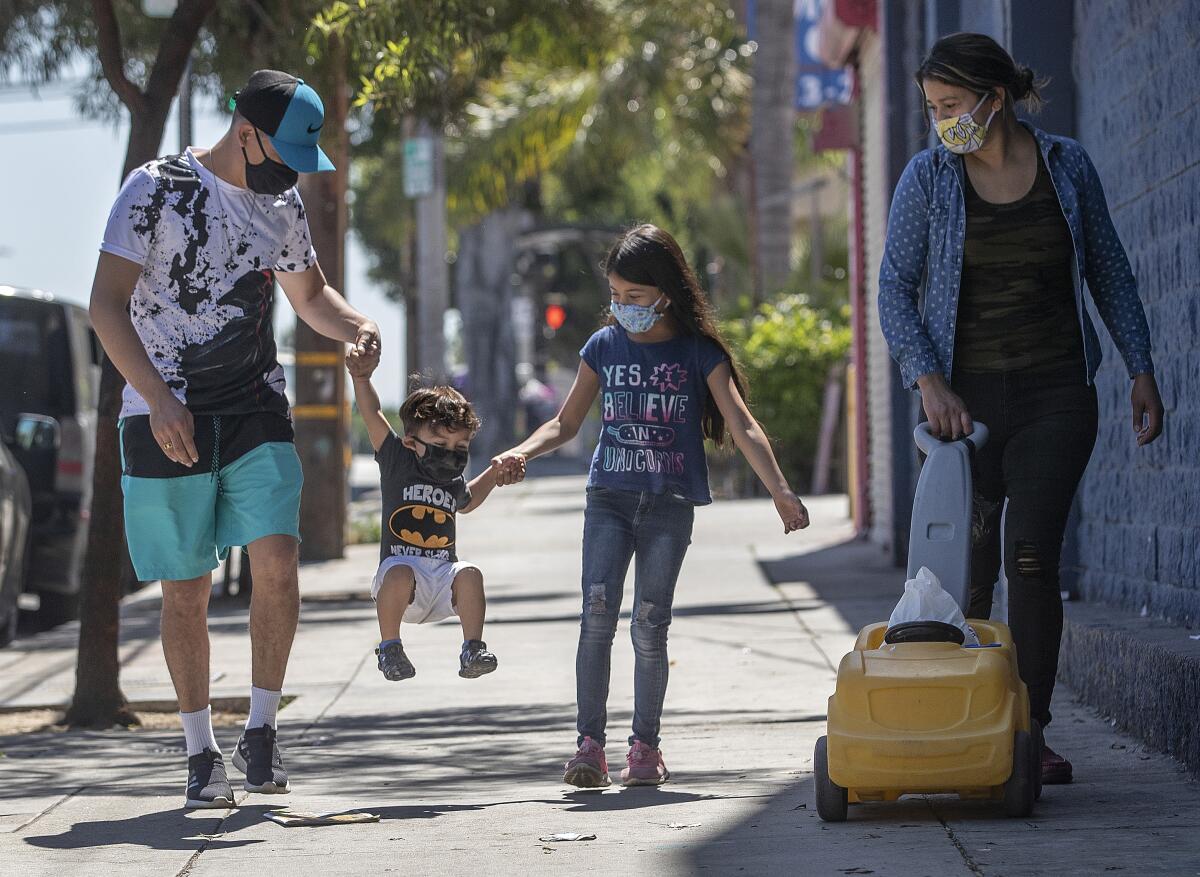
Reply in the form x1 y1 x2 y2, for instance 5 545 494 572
0 431 32 646
0 286 99 626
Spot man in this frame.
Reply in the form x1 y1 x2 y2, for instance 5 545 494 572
90 70 378 808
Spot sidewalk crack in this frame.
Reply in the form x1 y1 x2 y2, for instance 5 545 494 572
930 799 985 876
300 650 371 739
13 785 85 833
173 799 243 877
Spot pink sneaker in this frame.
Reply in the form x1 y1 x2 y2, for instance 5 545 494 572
563 737 611 788
621 740 670 786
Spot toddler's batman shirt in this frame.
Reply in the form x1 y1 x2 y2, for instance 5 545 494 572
376 432 471 563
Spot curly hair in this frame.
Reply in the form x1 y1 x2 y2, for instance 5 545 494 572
399 386 481 436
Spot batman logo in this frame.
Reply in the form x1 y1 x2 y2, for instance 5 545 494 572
389 504 455 550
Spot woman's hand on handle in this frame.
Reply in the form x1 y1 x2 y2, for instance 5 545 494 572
917 372 973 440
1131 373 1164 446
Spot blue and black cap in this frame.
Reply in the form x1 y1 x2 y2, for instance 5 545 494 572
232 70 334 173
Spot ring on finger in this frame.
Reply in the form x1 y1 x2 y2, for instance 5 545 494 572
163 441 174 450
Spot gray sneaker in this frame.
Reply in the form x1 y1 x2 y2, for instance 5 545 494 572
186 748 235 808
232 725 289 794
376 640 416 681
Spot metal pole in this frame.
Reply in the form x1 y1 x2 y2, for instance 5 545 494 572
178 54 192 152
414 123 448 381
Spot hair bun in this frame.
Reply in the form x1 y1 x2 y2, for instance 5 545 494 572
1016 65 1037 97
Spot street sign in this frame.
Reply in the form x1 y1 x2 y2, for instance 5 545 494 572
403 137 434 198
141 0 177 17
795 0 853 109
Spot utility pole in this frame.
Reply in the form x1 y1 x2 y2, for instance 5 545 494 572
293 40 350 561
411 121 448 381
178 54 192 151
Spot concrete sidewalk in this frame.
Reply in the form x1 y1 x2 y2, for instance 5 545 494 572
1 476 1197 876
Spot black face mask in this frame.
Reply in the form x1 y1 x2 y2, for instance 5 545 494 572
243 129 298 195
412 437 469 481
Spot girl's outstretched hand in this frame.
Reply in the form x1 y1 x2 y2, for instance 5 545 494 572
773 490 810 534
490 451 527 486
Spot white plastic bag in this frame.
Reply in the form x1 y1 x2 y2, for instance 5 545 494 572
888 566 980 646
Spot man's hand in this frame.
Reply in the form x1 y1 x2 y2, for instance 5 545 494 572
1131 373 1164 446
148 392 199 467
490 451 527 486
353 321 381 357
346 342 380 379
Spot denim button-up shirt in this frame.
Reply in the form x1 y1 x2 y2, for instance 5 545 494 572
879 123 1154 389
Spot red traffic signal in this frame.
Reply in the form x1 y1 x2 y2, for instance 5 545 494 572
544 303 566 330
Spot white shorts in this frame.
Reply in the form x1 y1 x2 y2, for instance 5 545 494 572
371 555 480 624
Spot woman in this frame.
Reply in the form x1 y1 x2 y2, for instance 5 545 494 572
879 33 1164 786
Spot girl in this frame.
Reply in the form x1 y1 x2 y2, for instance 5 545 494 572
494 224 809 788
879 33 1164 785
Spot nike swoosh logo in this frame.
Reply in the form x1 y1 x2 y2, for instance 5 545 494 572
306 123 323 133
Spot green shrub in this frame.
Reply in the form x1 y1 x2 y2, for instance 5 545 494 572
717 295 851 494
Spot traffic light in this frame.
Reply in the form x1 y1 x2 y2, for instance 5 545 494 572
544 303 566 331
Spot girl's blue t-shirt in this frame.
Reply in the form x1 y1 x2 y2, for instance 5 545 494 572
580 324 728 504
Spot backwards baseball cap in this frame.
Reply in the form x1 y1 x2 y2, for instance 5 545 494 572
232 70 334 173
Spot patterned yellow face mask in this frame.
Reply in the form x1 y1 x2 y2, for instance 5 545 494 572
932 94 997 154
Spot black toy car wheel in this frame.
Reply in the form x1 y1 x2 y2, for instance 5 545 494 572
1003 729 1036 817
815 735 848 822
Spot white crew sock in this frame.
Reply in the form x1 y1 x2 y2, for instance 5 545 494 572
246 686 283 731
180 706 221 757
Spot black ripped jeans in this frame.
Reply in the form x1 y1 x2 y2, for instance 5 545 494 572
951 367 1098 729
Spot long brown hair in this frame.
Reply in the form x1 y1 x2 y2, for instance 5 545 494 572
603 224 746 446
916 32 1046 126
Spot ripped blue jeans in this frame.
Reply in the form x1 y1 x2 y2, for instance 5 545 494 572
576 486 695 748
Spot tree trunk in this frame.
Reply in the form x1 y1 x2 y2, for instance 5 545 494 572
295 40 350 562
748 0 796 299
64 357 138 727
457 208 533 471
66 0 215 727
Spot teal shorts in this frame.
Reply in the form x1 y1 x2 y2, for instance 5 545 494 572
119 412 303 582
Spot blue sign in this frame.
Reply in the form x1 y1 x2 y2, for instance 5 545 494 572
794 0 852 109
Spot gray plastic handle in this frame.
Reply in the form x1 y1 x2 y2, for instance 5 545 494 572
914 421 989 455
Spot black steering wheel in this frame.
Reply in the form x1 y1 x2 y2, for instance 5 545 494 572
883 620 966 645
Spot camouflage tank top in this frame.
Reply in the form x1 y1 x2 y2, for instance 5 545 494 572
954 151 1085 374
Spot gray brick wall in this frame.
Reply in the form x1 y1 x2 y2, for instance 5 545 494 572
1071 0 1200 625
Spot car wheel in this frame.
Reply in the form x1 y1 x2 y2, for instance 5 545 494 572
0 605 16 647
37 590 79 628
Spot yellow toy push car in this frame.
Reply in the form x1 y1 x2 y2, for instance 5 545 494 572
814 423 1042 821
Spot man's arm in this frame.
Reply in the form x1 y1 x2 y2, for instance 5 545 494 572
89 251 199 467
277 263 379 351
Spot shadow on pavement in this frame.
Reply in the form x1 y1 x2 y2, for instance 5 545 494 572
23 806 267 853
757 538 901 634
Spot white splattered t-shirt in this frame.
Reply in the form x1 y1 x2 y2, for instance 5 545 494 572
100 148 316 418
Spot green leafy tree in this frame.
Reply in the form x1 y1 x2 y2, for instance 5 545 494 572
1 0 326 726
